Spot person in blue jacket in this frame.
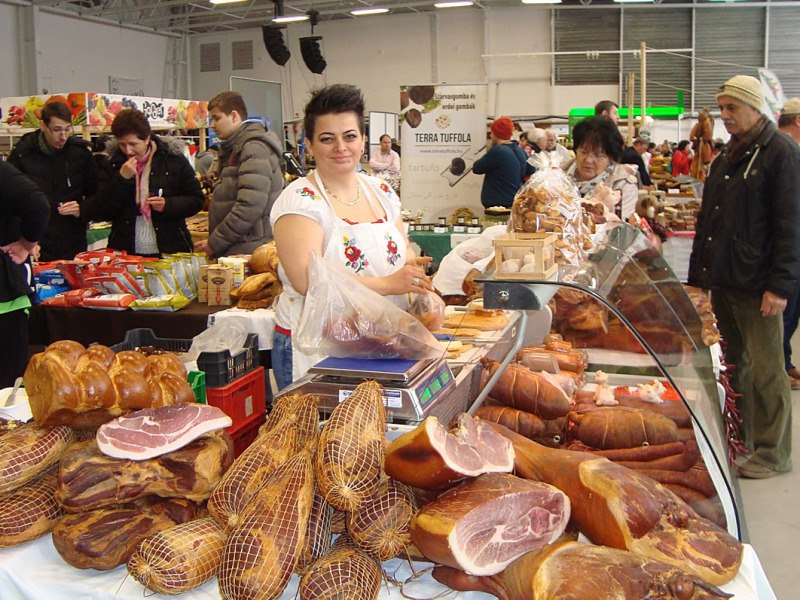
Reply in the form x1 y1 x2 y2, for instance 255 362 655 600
472 117 531 209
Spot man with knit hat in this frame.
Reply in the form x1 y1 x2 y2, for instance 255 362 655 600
689 75 800 479
473 117 531 209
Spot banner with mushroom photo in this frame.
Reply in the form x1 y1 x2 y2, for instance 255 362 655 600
400 84 487 221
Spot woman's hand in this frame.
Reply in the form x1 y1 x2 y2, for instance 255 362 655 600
57 201 80 217
120 157 138 179
146 196 166 212
1 237 37 265
383 262 433 295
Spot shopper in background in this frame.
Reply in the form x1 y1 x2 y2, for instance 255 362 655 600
568 115 638 219
0 161 49 387
369 134 401 178
194 142 219 176
643 142 656 173
195 91 283 259
540 129 572 169
671 140 692 176
594 100 620 125
8 101 97 261
689 75 800 479
270 83 432 389
473 117 532 209
621 136 653 188
776 98 800 389
87 108 202 256
91 134 112 167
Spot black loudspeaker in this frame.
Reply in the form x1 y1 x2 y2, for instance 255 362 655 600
262 25 290 66
300 36 326 74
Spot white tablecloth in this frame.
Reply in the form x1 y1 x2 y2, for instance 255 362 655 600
662 234 694 282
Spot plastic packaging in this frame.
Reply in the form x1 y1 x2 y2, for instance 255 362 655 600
408 292 446 331
186 317 249 362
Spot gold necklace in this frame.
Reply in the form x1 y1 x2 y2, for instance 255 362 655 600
322 179 361 206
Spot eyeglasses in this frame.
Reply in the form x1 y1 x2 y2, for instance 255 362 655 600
48 125 73 137
577 148 609 161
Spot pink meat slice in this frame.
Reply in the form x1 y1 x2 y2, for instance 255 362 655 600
433 413 515 476
96 403 232 460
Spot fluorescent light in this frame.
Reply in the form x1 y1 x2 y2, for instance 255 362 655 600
435 1 474 7
273 14 310 23
351 8 389 15
613 0 653 3
209 0 246 4
521 0 562 4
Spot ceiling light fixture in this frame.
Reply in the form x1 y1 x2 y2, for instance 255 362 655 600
273 14 310 23
435 1 474 7
351 8 389 16
520 0 562 5
209 0 247 4
612 0 653 3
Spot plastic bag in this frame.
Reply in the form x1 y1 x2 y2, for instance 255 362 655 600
409 292 446 331
186 317 249 362
431 225 507 296
296 253 442 360
511 152 589 266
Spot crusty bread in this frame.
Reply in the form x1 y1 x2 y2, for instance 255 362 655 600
443 312 509 332
24 342 195 430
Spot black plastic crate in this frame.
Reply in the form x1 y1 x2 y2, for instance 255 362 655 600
111 328 259 388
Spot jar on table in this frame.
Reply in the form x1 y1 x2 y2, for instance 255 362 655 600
453 216 467 233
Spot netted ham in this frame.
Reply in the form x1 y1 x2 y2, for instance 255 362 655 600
491 422 743 585
385 413 514 490
259 393 321 450
569 407 679 449
315 380 386 512
481 359 572 419
298 535 381 600
218 450 315 600
433 540 733 600
53 497 205 570
0 423 74 494
96 403 232 460
346 476 416 560
0 467 63 548
128 516 227 595
411 472 570 576
208 419 301 531
294 489 334 575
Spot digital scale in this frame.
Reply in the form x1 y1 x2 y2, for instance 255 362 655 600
281 356 456 424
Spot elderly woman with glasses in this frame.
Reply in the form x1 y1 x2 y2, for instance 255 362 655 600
568 115 639 220
8 101 98 261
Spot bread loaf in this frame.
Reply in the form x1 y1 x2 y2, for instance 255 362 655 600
0 467 63 548
0 422 75 494
443 312 509 332
248 241 279 275
128 516 227 595
53 497 205 570
24 342 195 430
56 431 234 512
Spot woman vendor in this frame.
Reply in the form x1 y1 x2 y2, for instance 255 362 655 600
270 84 432 389
568 116 639 220
87 108 203 256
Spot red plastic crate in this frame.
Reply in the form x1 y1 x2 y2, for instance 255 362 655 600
229 413 267 458
206 367 266 431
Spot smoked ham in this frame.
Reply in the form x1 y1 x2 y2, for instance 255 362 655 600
569 407 679 449
488 422 743 585
384 413 514 490
0 423 74 494
0 467 63 548
411 472 570 576
96 403 232 460
481 359 571 420
433 541 733 600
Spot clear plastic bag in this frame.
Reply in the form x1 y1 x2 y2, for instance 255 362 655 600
408 292 446 331
511 152 589 266
296 253 443 360
186 317 249 362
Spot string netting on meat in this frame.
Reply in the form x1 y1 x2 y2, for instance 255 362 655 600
128 517 226 594
294 489 334 575
0 424 74 494
260 393 321 449
346 476 416 561
298 536 382 600
0 467 62 547
315 380 386 512
218 451 313 600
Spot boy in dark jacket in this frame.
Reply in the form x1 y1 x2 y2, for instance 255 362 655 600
8 101 97 261
0 161 49 386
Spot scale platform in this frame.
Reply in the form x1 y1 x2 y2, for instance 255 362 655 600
287 356 456 424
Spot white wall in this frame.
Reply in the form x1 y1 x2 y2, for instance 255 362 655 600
0 4 23 97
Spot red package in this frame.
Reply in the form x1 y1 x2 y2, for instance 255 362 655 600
55 260 95 289
94 266 147 297
81 293 136 310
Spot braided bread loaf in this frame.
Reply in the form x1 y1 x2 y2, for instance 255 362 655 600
24 340 195 430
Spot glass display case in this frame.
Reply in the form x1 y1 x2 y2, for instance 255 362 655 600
480 222 742 540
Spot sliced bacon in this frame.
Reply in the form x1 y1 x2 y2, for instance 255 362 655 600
96 403 231 460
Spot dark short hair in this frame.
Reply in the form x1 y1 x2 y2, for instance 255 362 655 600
594 100 618 116
111 108 152 140
208 91 248 120
41 101 72 125
678 139 691 151
304 84 366 141
92 134 112 153
572 115 625 162
379 134 391 143
778 113 798 128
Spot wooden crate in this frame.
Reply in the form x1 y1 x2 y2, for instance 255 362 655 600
493 232 558 280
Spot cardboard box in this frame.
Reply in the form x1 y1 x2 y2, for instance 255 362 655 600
207 265 232 306
198 264 209 303
218 256 248 287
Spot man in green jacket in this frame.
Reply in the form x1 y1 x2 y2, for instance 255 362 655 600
195 91 283 259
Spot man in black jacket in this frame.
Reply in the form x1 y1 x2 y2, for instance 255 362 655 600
689 75 800 479
0 162 49 387
621 136 652 188
8 101 97 261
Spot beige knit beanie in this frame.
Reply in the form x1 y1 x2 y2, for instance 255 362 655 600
716 75 765 113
